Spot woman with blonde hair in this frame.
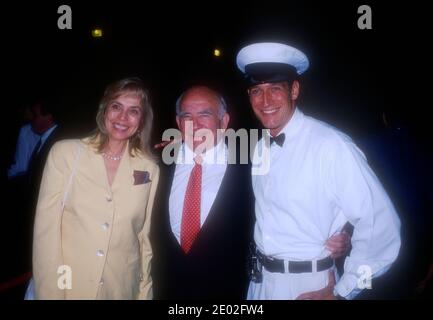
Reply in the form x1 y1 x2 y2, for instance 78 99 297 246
32 77 159 299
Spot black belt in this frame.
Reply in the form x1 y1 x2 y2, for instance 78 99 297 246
257 251 334 274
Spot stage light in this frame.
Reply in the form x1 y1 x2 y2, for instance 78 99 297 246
214 49 221 57
92 28 103 38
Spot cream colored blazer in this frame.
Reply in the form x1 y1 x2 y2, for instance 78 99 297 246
32 137 159 299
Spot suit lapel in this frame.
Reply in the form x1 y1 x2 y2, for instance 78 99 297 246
198 164 235 237
162 164 177 244
111 146 133 194
83 138 135 193
82 139 110 192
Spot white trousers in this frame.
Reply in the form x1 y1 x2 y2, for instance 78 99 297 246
247 267 335 300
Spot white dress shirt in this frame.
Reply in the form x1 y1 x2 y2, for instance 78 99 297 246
169 140 228 244
251 107 401 299
8 123 40 178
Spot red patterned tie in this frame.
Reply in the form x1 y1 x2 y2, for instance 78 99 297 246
180 160 202 253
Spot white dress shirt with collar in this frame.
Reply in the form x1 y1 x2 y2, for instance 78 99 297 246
250 107 401 299
8 124 40 178
169 139 228 244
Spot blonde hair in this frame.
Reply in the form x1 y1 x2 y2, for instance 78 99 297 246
90 77 154 160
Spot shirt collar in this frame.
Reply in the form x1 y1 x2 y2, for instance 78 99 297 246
267 107 304 145
177 138 227 165
41 124 58 142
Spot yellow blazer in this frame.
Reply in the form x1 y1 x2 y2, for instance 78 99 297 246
32 137 159 299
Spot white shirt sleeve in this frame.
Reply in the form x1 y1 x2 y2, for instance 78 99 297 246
8 125 34 178
325 136 401 299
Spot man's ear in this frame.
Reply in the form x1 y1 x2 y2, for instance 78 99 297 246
291 80 300 101
176 116 181 129
221 112 230 130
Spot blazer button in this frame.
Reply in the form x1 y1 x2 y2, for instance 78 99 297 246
96 250 105 257
99 279 104 285
101 223 109 230
106 195 112 202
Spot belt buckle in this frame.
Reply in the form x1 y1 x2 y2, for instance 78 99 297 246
262 253 286 273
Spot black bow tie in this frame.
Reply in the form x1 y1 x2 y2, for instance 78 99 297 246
270 133 285 147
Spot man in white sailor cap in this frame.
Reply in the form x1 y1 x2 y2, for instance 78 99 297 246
236 42 401 299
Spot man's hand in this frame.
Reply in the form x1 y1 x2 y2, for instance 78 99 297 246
154 138 182 149
325 231 351 259
295 270 338 300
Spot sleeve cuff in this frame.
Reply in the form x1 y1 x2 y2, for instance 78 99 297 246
334 273 362 300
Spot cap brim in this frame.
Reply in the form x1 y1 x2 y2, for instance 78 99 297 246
244 62 298 86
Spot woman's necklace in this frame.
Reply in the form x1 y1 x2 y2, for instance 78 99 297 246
102 151 123 161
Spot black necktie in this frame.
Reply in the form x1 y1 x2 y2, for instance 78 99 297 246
270 133 285 147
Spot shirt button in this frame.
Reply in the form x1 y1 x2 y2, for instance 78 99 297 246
106 195 112 202
99 279 104 285
96 250 105 257
101 223 109 230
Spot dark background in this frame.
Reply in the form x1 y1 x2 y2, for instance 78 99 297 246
4 0 427 149
1 0 431 300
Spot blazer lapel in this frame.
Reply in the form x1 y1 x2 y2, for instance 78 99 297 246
81 137 133 194
82 139 111 192
111 146 133 194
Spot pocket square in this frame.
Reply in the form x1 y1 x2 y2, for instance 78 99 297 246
133 170 151 185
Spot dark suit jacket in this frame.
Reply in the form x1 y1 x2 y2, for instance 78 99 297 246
151 154 254 300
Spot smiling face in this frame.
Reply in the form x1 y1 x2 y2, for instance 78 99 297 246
104 93 143 143
248 80 299 137
176 86 229 151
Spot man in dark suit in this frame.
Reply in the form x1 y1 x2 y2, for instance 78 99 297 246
151 85 254 299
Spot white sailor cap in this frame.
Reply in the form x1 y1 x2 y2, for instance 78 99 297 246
236 42 309 86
